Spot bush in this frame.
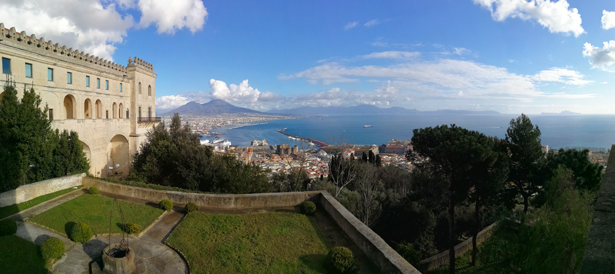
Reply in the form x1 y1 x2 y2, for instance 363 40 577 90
89 186 99 194
397 242 421 266
159 199 173 211
328 246 354 273
125 223 143 235
69 222 93 243
301 201 316 215
185 202 199 213
0 219 17 236
41 237 65 260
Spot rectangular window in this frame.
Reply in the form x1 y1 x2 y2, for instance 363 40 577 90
148 107 152 118
2 58 11 74
106 110 109 119
106 80 109 90
25 63 32 78
49 109 53 121
86 76 90 87
120 83 122 92
48 68 53 81
97 78 100 89
67 72 72 84
126 109 129 119
138 107 141 118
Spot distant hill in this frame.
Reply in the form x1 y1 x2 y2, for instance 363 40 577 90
268 105 500 116
163 99 264 116
541 110 581 115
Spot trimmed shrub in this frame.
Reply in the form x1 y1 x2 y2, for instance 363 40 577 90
159 199 173 211
125 223 143 235
328 246 354 273
69 222 93 243
185 202 199 213
41 237 65 260
397 242 421 266
0 219 18 236
89 186 99 194
301 201 316 215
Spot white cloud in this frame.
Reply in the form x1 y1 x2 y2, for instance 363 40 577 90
138 0 208 34
362 51 420 60
209 79 281 105
532 68 592 85
473 0 584 37
454 48 471 55
156 95 190 110
344 22 358 30
364 19 380 27
0 0 207 60
583 41 615 69
602 10 615 30
281 56 594 104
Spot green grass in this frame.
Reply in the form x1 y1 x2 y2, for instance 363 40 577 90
29 194 164 236
166 212 331 274
0 235 47 274
0 186 82 220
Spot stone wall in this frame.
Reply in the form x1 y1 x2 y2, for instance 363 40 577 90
83 177 321 209
581 144 615 273
419 222 497 272
319 191 422 274
0 173 84 207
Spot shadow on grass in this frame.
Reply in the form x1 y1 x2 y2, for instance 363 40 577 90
299 254 329 273
116 222 127 233
64 221 76 236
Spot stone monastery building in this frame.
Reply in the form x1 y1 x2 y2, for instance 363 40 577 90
0 23 159 178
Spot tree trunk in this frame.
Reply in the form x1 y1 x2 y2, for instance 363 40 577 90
449 179 456 274
471 196 480 266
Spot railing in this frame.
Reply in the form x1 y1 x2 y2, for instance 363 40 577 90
138 117 161 123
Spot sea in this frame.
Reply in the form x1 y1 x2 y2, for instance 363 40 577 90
202 114 615 150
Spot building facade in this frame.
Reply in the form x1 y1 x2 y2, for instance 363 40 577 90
0 23 159 178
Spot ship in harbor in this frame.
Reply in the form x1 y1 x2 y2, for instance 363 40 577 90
364 125 373 128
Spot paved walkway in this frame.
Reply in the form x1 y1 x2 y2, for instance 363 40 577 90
9 190 189 274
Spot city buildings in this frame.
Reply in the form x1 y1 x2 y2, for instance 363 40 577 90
0 23 158 178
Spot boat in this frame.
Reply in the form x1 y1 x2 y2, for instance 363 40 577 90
200 139 210 145
364 125 372 128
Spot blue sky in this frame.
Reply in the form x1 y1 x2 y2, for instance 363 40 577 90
3 0 615 114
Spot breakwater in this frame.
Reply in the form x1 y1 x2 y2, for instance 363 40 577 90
276 129 328 147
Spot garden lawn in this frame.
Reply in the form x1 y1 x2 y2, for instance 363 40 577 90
29 194 164 236
166 212 331 274
0 186 81 220
0 235 47 274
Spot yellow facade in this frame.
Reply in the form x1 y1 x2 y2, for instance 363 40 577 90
0 23 158 178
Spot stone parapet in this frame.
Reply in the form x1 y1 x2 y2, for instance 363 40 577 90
319 191 422 274
0 173 84 207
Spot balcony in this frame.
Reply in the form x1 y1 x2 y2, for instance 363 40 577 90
138 117 161 123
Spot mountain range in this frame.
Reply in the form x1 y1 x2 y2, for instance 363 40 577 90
162 99 265 115
540 110 581 115
162 100 501 116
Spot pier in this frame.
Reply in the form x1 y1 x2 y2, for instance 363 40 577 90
276 129 328 147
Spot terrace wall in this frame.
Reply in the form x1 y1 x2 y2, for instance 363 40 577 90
319 191 422 274
0 173 84 207
83 177 320 209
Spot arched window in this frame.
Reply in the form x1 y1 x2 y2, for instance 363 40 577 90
126 108 130 119
148 85 152 96
63 95 76 119
112 103 117 119
139 82 142 94
119 103 123 118
95 100 102 119
84 99 92 119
